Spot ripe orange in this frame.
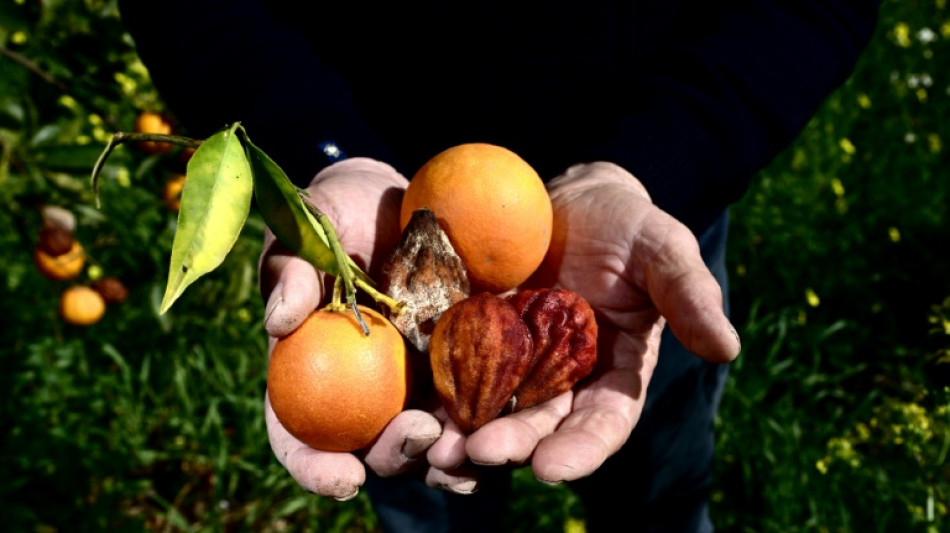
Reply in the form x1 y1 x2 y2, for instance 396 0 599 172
400 143 553 294
133 111 173 154
267 306 409 452
59 285 106 326
34 240 85 281
163 173 186 211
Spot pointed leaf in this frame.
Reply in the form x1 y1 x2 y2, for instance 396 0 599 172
239 129 347 276
161 124 254 313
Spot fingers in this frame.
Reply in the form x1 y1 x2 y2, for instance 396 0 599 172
265 392 365 500
260 239 324 338
530 366 648 484
636 211 741 363
422 393 574 493
424 464 480 495
464 391 573 466
363 409 443 477
426 408 469 471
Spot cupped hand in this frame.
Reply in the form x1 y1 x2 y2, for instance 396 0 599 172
426 161 741 486
259 158 442 500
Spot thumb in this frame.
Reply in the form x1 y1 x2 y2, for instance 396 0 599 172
639 211 740 363
260 236 325 339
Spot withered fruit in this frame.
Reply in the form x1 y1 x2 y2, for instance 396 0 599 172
39 226 75 257
429 292 534 433
93 276 129 304
428 288 599 432
506 288 598 412
379 207 470 354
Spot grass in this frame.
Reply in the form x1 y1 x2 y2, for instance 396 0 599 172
1 0 948 531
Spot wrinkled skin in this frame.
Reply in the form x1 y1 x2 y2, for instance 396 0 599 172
259 158 740 499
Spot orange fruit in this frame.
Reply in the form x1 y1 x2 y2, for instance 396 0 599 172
163 173 186 211
267 306 409 452
59 285 106 326
133 111 173 154
34 240 85 281
400 143 553 294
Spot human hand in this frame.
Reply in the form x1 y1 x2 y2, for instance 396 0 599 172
425 161 741 486
259 158 442 500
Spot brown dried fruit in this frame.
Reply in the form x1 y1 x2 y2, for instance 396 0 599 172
39 226 75 257
429 292 535 433
93 276 129 304
507 288 598 411
379 208 471 354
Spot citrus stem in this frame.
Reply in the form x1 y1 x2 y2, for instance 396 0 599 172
302 196 406 332
91 131 203 208
355 278 405 316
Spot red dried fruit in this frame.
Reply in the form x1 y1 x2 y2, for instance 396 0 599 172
507 288 598 412
429 292 535 433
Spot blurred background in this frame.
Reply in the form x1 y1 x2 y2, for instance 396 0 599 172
1 0 948 531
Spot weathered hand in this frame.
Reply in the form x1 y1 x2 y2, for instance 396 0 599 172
258 158 442 500
425 161 741 486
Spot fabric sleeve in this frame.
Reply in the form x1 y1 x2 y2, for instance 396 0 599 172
583 0 881 231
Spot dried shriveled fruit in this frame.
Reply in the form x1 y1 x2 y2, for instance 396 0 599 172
39 226 75 257
93 276 129 304
429 292 534 433
380 208 470 354
507 288 598 412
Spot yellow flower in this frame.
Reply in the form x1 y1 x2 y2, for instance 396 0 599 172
941 21 950 39
895 22 912 47
57 95 78 110
857 93 872 109
564 518 587 533
928 133 942 154
116 167 131 188
831 177 846 197
11 31 27 45
806 288 820 308
888 227 901 243
815 459 829 474
839 138 857 155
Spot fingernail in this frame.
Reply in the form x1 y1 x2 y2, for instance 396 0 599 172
730 325 742 351
535 478 563 487
470 458 507 466
401 433 440 459
333 488 360 502
263 281 284 327
446 481 478 495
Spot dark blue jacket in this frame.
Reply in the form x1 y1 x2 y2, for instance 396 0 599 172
118 0 880 233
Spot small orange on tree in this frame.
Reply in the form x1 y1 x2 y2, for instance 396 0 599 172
133 110 174 154
59 285 106 326
34 240 86 281
163 173 186 211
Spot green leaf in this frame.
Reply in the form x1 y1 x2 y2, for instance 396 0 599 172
160 123 253 314
238 127 346 276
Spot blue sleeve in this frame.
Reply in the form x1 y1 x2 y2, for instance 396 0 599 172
583 0 881 231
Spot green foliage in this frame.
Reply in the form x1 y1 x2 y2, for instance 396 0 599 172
714 1 950 531
0 0 948 532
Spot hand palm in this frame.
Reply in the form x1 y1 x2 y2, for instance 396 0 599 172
445 163 739 484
